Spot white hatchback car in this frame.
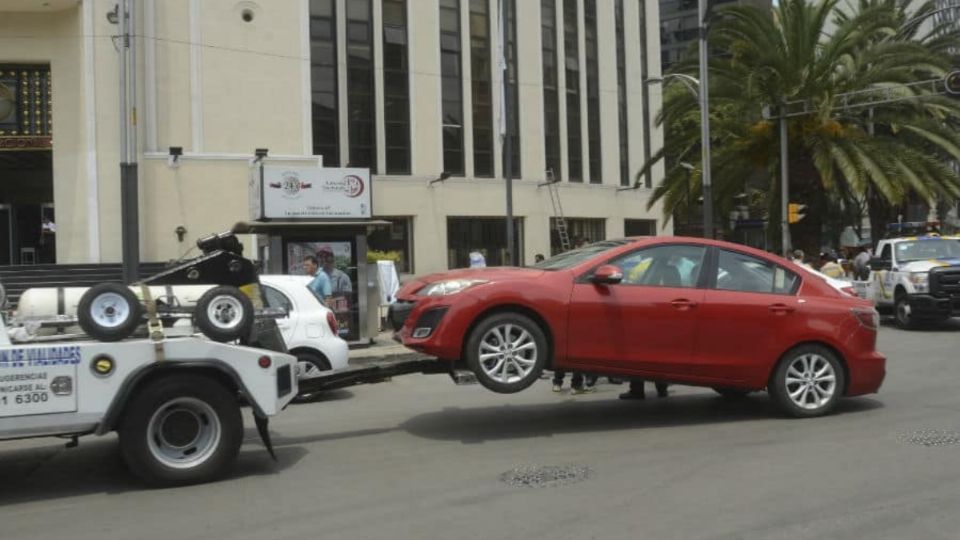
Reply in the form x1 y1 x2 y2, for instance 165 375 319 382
258 275 349 392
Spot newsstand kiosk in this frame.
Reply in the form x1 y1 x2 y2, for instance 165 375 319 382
238 160 389 346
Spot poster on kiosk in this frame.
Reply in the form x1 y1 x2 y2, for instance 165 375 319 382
251 165 372 342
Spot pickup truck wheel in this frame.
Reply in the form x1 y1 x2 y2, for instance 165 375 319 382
77 283 143 342
769 345 845 418
194 286 254 342
292 351 331 404
119 374 242 487
894 294 918 330
466 312 547 394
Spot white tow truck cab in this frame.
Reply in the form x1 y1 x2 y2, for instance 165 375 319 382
0 314 298 486
854 233 960 328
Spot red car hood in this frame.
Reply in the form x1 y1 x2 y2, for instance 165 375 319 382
398 267 549 297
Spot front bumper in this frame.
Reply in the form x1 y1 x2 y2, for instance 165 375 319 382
904 293 960 319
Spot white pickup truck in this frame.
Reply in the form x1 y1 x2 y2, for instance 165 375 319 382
853 235 960 328
0 315 298 486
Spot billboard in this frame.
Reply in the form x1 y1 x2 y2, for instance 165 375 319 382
250 166 372 220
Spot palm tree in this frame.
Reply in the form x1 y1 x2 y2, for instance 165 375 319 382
640 0 960 254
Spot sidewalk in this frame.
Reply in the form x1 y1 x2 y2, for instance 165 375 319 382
348 330 428 365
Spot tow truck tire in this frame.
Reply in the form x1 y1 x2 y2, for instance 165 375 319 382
118 374 243 487
291 350 332 404
77 283 143 342
465 312 547 394
194 286 254 342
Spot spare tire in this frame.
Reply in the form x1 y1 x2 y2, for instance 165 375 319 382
77 283 143 342
193 286 254 342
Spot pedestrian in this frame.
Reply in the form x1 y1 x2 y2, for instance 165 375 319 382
818 251 844 278
468 248 486 268
303 255 332 298
852 245 872 280
319 246 352 294
534 253 545 263
552 370 597 394
619 380 669 400
791 249 805 265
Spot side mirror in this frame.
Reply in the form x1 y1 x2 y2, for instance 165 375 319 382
591 265 624 285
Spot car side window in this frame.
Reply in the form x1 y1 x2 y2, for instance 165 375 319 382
880 244 891 261
608 245 707 288
263 285 293 313
716 249 799 295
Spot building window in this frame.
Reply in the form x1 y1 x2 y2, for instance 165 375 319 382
440 0 464 176
383 0 410 174
0 65 52 142
503 0 521 178
447 217 524 268
470 0 494 178
625 219 657 236
638 0 652 187
541 0 562 181
615 0 630 186
550 218 605 255
367 217 414 273
585 0 601 184
346 0 376 172
563 0 582 182
310 0 339 165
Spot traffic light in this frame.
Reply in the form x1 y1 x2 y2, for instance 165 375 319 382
788 203 806 224
945 71 960 96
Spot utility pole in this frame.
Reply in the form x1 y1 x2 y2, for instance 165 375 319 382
697 0 713 239
119 0 140 283
779 108 790 256
500 0 515 266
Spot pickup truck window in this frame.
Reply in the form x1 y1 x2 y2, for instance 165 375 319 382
880 244 891 261
894 239 960 263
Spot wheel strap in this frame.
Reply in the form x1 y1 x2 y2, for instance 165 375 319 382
139 283 166 361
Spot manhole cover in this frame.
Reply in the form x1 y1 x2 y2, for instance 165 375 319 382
898 429 960 447
499 465 592 488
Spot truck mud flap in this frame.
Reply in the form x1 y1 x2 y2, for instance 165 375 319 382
254 414 277 461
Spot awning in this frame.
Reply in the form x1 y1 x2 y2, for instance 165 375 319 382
231 220 392 235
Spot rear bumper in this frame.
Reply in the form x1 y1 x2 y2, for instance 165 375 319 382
846 350 886 396
906 294 960 319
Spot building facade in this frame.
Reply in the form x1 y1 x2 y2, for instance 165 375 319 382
0 0 666 275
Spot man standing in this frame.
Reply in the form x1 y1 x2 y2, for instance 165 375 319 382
319 246 353 294
303 255 332 298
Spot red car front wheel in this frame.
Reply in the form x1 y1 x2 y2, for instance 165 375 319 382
466 312 547 394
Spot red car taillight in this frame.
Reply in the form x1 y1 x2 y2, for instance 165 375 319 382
326 311 340 336
852 307 879 330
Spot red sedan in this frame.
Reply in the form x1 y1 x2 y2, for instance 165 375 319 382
389 237 885 417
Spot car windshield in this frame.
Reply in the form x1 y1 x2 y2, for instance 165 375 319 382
532 241 631 270
895 239 960 263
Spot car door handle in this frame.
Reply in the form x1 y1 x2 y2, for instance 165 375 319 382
768 303 795 314
670 299 698 310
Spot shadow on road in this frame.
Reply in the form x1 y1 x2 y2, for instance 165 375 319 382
400 393 884 444
288 388 357 405
0 433 308 504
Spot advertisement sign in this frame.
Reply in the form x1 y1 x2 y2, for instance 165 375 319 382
253 166 372 220
287 241 359 341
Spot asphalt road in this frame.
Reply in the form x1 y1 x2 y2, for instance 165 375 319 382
3 321 960 540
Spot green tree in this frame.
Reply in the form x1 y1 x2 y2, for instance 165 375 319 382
640 0 960 254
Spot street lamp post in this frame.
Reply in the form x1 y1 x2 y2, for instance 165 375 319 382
646 73 712 238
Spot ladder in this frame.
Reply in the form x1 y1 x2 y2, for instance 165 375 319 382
539 169 571 252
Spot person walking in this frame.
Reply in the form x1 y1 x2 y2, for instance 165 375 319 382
552 371 597 394
303 255 332 298
319 246 352 294
619 380 669 400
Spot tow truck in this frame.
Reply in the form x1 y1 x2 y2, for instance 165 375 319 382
853 224 960 328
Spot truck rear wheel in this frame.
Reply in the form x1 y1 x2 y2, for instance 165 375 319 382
894 293 918 330
118 374 243 487
77 283 143 342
